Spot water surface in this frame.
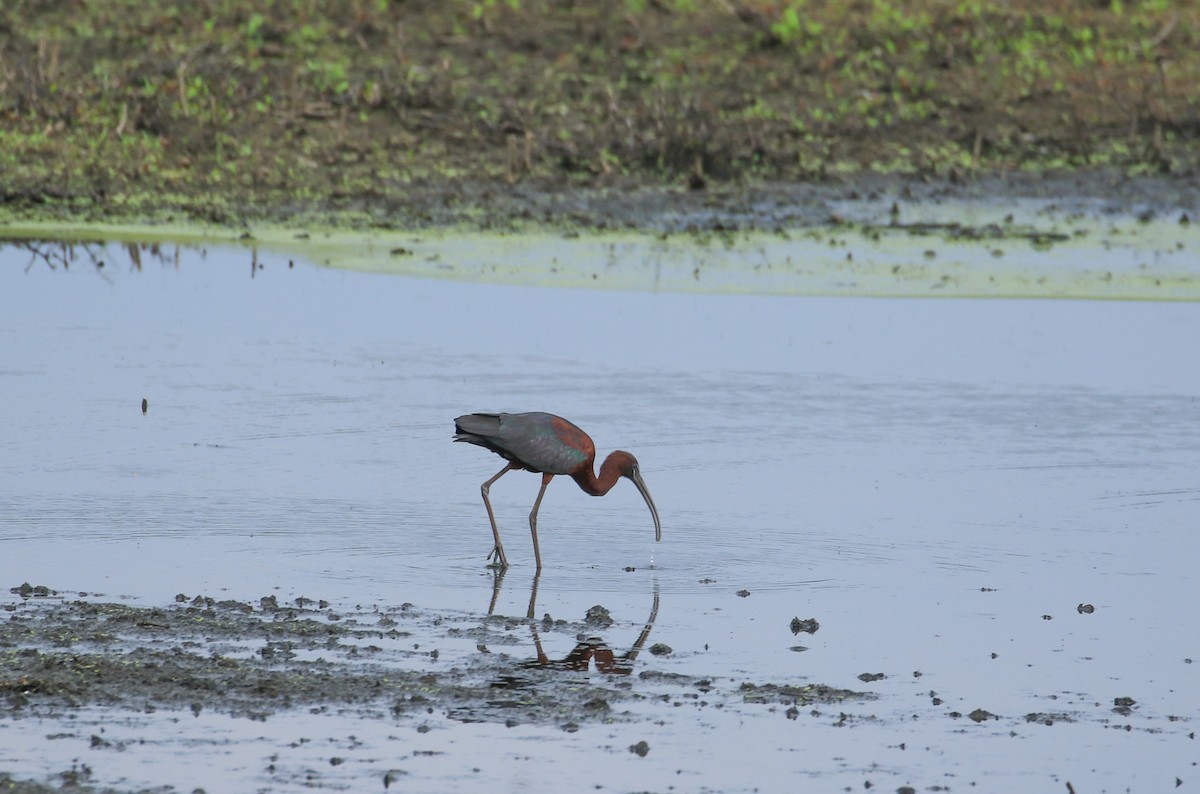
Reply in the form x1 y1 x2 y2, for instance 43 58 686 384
1 241 1197 792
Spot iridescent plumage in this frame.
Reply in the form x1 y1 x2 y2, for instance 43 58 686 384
454 412 661 569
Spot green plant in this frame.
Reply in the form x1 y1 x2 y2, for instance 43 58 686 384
470 0 520 20
306 60 350 95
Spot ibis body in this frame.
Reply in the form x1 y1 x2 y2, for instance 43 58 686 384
453 412 661 569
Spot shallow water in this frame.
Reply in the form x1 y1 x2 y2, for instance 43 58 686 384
1 241 1198 792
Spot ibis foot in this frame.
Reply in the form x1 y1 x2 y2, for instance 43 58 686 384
486 546 509 569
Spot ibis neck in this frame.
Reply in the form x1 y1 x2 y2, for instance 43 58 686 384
572 454 624 496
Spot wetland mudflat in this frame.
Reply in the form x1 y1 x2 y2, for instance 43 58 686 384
1 240 1197 792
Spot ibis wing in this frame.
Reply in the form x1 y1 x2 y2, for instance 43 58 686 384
500 413 592 474
454 412 590 475
453 412 504 439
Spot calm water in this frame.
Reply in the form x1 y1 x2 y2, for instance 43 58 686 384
1 241 1198 792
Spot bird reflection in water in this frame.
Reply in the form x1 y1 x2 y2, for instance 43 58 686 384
487 570 660 681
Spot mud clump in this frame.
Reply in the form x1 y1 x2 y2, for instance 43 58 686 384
9 583 57 599
1026 712 1076 726
1113 697 1137 716
739 682 872 707
790 617 820 635
584 605 614 629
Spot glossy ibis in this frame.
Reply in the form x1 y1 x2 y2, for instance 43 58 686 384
454 412 661 569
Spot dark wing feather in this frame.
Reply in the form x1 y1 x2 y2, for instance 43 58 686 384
454 412 504 439
454 412 591 475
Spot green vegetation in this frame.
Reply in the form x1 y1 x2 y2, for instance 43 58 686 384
0 0 1196 228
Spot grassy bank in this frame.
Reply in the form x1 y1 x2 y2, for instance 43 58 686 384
1 0 1197 229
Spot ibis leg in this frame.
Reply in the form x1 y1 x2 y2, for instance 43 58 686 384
528 473 554 572
481 463 517 568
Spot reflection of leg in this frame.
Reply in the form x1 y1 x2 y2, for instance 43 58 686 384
528 473 554 571
625 584 661 662
486 566 507 616
481 463 516 568
526 569 541 621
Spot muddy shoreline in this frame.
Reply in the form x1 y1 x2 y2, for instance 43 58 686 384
1 585 868 791
5 578 1189 792
5 171 1199 237
1 584 866 723
303 170 1200 234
